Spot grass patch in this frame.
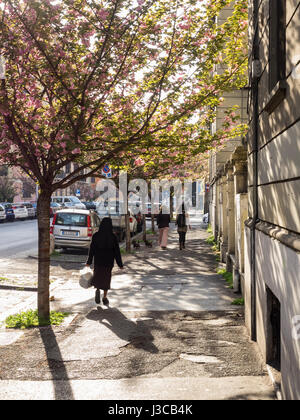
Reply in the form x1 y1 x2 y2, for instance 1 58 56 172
146 229 155 234
51 250 62 256
207 224 212 234
217 268 233 289
206 235 215 245
0 276 9 282
206 234 221 262
5 309 70 329
231 298 244 306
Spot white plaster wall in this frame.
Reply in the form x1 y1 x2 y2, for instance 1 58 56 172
255 230 300 400
244 225 252 335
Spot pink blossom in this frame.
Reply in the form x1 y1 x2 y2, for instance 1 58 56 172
134 158 145 166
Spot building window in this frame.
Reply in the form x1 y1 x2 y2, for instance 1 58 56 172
269 0 286 92
266 287 281 371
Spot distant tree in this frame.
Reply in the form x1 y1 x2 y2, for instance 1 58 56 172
0 176 16 202
0 165 8 176
21 176 36 199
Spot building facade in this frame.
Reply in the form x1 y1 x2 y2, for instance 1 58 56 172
208 2 248 293
245 0 300 400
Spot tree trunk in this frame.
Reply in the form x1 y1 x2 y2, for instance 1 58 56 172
37 189 51 324
142 214 147 242
125 212 131 252
170 187 174 220
151 214 155 233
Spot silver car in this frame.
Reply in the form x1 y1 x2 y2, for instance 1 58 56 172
0 204 5 222
96 202 126 242
51 196 86 210
51 209 101 250
15 202 35 219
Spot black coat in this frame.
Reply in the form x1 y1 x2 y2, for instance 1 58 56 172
156 213 170 228
86 233 123 268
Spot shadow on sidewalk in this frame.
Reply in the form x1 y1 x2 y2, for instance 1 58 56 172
39 326 74 400
86 307 159 354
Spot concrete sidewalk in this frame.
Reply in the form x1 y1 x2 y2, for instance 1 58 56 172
0 226 275 400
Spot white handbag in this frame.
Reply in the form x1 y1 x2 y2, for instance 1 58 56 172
79 267 93 289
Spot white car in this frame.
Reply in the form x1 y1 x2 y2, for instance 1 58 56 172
202 213 209 223
0 204 6 222
128 211 138 236
12 204 28 220
51 209 101 250
51 196 86 210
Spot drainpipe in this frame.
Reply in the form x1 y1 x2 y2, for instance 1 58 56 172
250 0 260 342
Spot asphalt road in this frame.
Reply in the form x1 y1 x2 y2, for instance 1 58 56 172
0 214 206 260
0 219 38 259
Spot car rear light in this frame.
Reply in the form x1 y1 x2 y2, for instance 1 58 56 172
129 217 133 223
87 215 92 237
50 214 57 234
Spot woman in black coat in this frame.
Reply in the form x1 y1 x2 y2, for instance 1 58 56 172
86 217 123 305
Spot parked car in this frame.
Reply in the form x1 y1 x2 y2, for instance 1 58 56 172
50 202 63 218
11 204 28 220
81 201 97 210
29 201 37 218
0 204 6 222
96 202 126 242
145 202 160 218
50 209 101 250
128 210 138 236
15 202 35 219
51 196 86 210
202 213 209 224
96 202 139 240
0 202 15 222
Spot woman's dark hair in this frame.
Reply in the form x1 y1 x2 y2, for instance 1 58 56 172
96 217 114 248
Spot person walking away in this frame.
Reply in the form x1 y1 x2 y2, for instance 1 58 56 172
157 206 170 249
176 205 191 250
86 217 124 305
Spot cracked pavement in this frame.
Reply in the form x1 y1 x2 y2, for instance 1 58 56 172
0 225 275 400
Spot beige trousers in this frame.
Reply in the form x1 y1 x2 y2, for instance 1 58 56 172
159 227 169 247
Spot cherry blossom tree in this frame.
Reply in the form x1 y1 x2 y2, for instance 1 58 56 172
0 0 247 323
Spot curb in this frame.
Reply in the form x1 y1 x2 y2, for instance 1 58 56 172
28 231 146 263
266 365 282 400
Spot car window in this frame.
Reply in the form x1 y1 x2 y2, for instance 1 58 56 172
0 205 4 211
97 208 109 215
53 198 62 204
69 197 81 203
55 213 87 227
64 198 71 203
92 214 100 227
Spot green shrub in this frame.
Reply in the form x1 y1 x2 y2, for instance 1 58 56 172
206 235 215 245
5 309 69 329
231 298 244 306
217 268 233 289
